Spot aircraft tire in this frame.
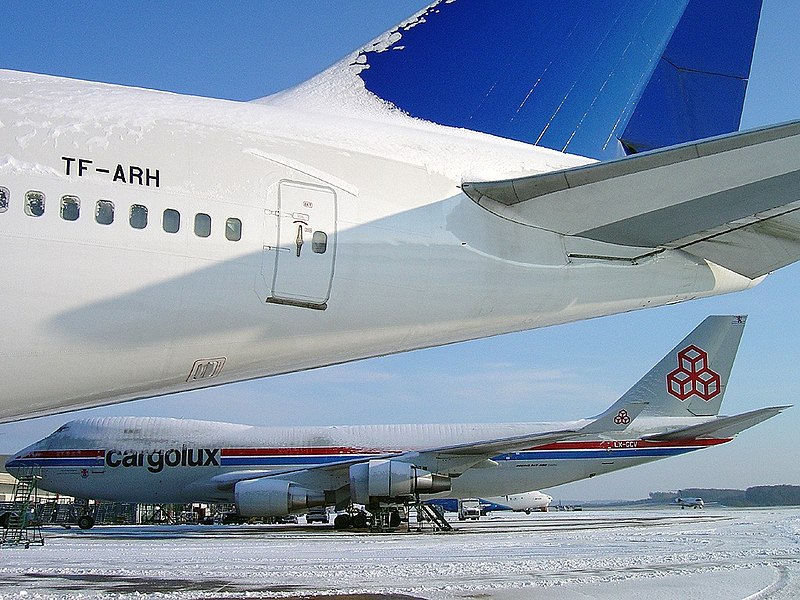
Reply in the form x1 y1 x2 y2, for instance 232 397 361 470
388 510 401 529
333 513 351 529
77 515 95 529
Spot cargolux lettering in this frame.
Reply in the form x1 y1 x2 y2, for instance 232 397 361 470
105 448 220 473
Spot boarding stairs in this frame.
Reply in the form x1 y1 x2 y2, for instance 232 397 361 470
38 499 78 525
1 469 44 548
415 501 453 532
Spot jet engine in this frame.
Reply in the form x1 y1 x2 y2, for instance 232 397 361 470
349 459 451 504
235 478 326 516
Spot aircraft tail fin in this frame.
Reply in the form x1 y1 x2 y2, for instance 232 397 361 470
259 0 761 161
603 316 747 418
619 1 761 155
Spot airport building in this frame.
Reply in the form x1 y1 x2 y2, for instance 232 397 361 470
1 456 231 527
0 456 16 502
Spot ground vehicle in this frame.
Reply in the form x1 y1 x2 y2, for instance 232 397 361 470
305 509 329 524
458 500 481 521
276 514 299 524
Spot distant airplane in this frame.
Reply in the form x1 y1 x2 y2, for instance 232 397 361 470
675 497 705 509
7 316 787 529
2 1 798 423
482 491 553 514
429 491 553 516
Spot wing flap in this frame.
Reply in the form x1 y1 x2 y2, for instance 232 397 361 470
675 210 800 278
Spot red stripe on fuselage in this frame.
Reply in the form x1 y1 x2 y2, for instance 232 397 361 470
529 438 731 451
21 449 105 459
20 439 731 461
221 447 381 457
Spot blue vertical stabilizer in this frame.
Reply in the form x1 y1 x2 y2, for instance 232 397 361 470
620 0 763 154
277 0 763 161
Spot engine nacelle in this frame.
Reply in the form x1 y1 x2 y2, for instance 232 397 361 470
349 459 451 505
235 478 325 517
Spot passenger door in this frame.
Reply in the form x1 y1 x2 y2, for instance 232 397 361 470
267 181 336 309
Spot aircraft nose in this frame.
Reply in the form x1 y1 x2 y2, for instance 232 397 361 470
4 441 42 476
4 452 26 475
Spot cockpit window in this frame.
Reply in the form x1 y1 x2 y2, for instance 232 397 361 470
0 187 8 213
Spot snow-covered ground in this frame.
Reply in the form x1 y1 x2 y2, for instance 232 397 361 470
0 507 798 599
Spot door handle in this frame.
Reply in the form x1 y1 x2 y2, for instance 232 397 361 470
295 223 304 257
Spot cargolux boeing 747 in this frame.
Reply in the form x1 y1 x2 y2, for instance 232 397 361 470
7 317 788 529
3 1 800 421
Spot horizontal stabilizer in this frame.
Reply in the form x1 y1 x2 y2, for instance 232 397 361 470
463 121 800 278
646 406 789 441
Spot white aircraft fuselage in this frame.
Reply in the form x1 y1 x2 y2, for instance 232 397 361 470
0 70 755 421
6 416 729 504
483 491 553 512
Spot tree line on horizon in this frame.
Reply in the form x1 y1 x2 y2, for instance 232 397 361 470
648 485 800 507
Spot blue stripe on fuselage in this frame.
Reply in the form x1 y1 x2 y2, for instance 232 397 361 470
220 454 377 467
497 447 696 461
7 447 698 470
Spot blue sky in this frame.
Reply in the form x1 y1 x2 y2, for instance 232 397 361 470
0 1 798 501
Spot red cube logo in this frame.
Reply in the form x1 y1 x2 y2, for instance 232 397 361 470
666 345 721 401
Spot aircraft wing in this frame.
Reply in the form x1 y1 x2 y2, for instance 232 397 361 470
644 406 790 441
211 457 372 490
212 402 646 492
462 121 800 279
401 400 647 476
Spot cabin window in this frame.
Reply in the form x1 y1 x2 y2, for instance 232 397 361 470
312 231 328 254
96 200 114 225
163 208 180 233
225 217 241 241
194 212 211 238
130 204 148 229
0 187 8 213
24 191 45 217
60 195 80 221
